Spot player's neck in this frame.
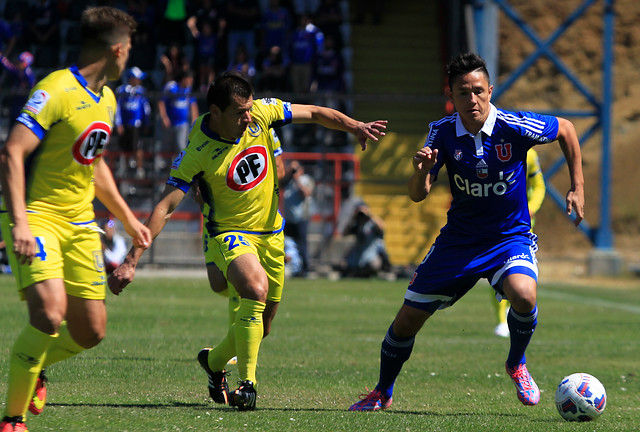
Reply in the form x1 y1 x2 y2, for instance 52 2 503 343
76 55 110 93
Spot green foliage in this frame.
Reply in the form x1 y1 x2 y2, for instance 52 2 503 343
1 274 638 431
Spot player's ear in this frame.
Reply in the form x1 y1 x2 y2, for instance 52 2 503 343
209 104 222 118
445 85 453 100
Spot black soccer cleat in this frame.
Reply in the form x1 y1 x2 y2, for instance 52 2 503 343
229 380 257 411
197 348 230 404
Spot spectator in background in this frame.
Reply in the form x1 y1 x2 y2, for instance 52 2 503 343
290 13 323 94
127 0 158 72
187 0 226 92
0 50 35 121
158 70 199 155
310 34 346 148
228 44 257 84
282 160 315 276
259 0 292 59
160 43 190 84
225 0 261 66
0 17 17 60
115 67 152 180
101 219 128 275
339 203 391 278
314 0 344 51
159 0 188 46
28 0 61 68
260 45 289 92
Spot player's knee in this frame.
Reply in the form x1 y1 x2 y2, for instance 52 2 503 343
30 311 65 335
77 328 105 349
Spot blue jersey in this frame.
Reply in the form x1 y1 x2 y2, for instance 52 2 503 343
115 84 151 128
162 81 195 126
426 104 558 242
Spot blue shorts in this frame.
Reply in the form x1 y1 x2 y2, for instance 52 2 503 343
404 232 538 313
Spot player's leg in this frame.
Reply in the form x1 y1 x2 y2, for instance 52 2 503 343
502 272 540 405
349 304 431 412
3 279 65 423
226 253 268 383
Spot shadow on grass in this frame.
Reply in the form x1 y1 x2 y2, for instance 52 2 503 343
47 401 207 409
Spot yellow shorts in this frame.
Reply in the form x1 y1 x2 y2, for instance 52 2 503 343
203 230 285 303
1 212 107 300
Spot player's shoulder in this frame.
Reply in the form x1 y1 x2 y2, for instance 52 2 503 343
33 68 71 93
495 107 550 129
426 114 456 144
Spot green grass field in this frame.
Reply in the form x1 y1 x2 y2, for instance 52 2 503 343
1 273 639 431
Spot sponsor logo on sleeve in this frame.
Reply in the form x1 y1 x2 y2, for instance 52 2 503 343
24 90 50 115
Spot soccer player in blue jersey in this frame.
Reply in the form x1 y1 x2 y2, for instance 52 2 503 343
0 7 151 432
108 72 387 410
349 52 584 411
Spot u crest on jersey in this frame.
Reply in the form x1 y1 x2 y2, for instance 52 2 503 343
227 146 269 191
495 143 512 162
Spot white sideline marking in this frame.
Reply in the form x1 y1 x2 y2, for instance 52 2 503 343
539 290 640 315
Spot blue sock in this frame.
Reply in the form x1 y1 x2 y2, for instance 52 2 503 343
376 324 415 398
506 304 538 368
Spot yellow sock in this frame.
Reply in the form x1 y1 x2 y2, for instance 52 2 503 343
234 298 265 384
228 287 240 328
4 325 57 419
492 293 509 325
207 326 237 371
42 321 86 368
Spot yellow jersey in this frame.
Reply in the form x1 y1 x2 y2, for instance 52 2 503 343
168 97 291 235
526 148 546 215
6 65 116 222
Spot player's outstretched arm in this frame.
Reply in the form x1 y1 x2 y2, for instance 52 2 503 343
94 158 151 249
108 185 186 295
556 117 585 226
408 147 438 202
0 123 41 264
290 104 387 151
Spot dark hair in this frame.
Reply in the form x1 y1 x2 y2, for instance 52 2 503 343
206 72 253 111
447 53 490 88
81 7 137 49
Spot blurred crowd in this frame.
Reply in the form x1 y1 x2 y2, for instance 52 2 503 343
0 0 349 96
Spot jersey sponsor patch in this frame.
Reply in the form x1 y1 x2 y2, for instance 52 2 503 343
71 121 111 165
226 146 268 191
25 90 49 115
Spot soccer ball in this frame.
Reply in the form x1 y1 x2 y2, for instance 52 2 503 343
555 373 607 421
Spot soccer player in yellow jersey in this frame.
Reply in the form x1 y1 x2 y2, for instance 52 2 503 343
109 72 386 410
0 7 151 432
493 148 546 338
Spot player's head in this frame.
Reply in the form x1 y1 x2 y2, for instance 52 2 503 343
446 53 493 134
446 53 490 89
207 72 254 140
207 72 253 111
80 6 137 79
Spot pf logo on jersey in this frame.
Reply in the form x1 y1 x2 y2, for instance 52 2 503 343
72 121 111 165
227 146 268 191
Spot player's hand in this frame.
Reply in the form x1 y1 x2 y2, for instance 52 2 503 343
566 187 585 226
124 220 152 249
412 147 438 174
356 120 387 151
108 261 135 295
11 223 37 265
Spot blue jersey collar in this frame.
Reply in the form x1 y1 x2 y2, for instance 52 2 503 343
200 114 241 144
69 65 102 104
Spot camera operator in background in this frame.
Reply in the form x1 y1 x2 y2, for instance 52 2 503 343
340 203 391 278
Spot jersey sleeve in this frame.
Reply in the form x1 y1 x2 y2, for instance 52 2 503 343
509 110 559 144
16 76 64 140
253 98 293 130
424 121 445 178
166 149 203 193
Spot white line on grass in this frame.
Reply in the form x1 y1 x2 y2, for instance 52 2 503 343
539 289 640 314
